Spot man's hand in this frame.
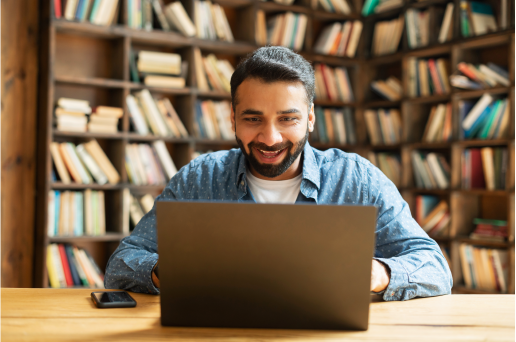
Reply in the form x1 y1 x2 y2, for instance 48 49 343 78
370 259 390 292
152 262 160 288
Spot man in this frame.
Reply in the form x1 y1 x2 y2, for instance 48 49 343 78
105 46 452 301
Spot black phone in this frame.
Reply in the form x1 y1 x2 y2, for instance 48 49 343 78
91 291 137 308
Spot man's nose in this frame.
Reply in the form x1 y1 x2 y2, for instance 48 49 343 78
257 123 283 147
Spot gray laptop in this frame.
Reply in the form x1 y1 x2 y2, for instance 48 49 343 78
156 201 377 330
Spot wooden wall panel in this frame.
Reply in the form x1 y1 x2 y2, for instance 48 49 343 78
1 0 39 287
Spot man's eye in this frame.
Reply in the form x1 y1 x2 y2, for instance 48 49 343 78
244 118 260 122
282 117 297 121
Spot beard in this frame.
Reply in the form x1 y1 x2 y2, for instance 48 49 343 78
236 128 309 179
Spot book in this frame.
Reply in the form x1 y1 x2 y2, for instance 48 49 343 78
371 15 404 56
164 1 197 37
438 3 454 43
267 12 307 50
83 139 120 184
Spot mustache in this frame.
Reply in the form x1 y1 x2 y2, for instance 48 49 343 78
248 141 293 152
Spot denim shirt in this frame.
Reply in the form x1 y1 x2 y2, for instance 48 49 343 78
105 142 453 301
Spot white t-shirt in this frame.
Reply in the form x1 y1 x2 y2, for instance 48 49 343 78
246 171 302 203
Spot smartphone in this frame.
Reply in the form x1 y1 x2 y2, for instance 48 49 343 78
91 291 137 308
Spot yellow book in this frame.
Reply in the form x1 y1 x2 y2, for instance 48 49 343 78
46 245 60 288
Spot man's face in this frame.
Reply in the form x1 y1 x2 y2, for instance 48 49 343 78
231 78 315 181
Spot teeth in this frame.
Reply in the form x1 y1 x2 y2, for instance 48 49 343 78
259 149 282 154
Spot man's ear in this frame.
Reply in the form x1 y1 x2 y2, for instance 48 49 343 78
230 104 236 132
308 103 315 132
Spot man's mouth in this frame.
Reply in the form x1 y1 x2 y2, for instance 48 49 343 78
253 147 288 162
257 148 286 158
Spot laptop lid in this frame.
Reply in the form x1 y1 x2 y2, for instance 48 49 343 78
156 201 377 330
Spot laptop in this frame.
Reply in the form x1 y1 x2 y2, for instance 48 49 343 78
156 201 377 330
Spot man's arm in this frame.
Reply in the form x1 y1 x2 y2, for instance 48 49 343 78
367 165 453 301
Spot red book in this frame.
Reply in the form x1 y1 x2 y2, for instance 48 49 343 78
428 59 443 94
319 64 334 101
54 0 62 18
58 244 74 287
470 149 486 188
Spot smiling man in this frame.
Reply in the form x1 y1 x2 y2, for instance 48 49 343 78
105 46 452 301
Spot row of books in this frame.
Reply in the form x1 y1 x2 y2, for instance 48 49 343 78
314 64 355 102
126 90 189 137
51 139 120 185
368 152 401 187
406 3 455 48
415 197 450 237
55 98 122 133
125 141 178 185
411 151 450 189
47 190 106 237
460 1 498 37
47 244 104 288
407 58 450 98
362 0 402 16
313 21 362 57
54 0 120 26
311 107 356 145
460 94 510 140
461 147 507 190
132 50 186 88
265 12 308 50
459 244 508 293
315 0 353 15
194 50 234 93
194 100 233 140
452 62 510 90
364 109 402 145
470 218 508 242
371 15 404 56
422 103 452 143
194 0 234 42
132 0 196 36
371 76 402 101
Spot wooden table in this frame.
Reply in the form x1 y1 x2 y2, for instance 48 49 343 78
1 289 514 341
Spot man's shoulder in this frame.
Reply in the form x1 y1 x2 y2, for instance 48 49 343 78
311 146 375 171
183 148 242 173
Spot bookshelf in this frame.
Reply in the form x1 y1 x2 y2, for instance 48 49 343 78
36 0 514 294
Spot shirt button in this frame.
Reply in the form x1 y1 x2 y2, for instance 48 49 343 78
241 181 244 186
391 292 395 296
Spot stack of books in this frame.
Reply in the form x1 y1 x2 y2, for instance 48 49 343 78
194 50 234 93
47 190 106 237
459 244 508 293
314 64 355 102
415 197 450 237
54 0 120 26
135 51 186 88
266 12 308 50
451 62 510 90
313 21 363 58
411 151 450 189
316 0 352 14
368 152 401 187
364 109 402 145
421 103 452 142
371 15 404 56
126 91 189 137
460 1 498 37
194 100 233 140
47 244 104 288
370 76 402 101
407 58 450 97
311 107 356 145
362 0 403 15
194 0 234 42
125 140 178 185
438 3 455 43
460 94 510 139
461 147 507 190
405 8 430 49
470 218 508 242
88 106 123 133
50 139 120 185
55 98 92 133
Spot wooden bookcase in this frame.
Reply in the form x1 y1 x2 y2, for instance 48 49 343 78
35 0 515 293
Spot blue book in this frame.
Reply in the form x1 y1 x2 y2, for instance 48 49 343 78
315 107 328 143
487 62 509 80
75 0 85 20
422 196 440 218
195 101 207 138
74 192 84 236
492 99 508 138
54 191 61 237
362 0 380 16
64 244 82 286
464 104 492 138
89 0 102 22
344 108 356 144
458 100 474 139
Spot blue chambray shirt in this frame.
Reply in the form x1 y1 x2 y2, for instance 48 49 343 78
105 142 453 301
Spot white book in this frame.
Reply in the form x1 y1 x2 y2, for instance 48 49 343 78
346 20 362 58
97 190 106 235
479 64 510 87
323 23 342 54
65 143 92 184
48 191 56 237
425 104 446 142
337 21 352 56
138 144 156 184
92 0 112 25
131 144 149 185
492 249 507 293
138 51 181 66
140 194 155 214
294 14 307 51
218 5 234 42
438 3 454 43
64 0 79 20
194 1 204 38
334 111 346 144
138 90 170 136
331 0 351 14
462 93 494 131
281 12 296 48
124 145 140 185
427 153 449 189
129 194 145 226
126 95 149 135
57 98 92 113
152 140 178 180
76 144 108 185
165 2 196 37
122 188 130 234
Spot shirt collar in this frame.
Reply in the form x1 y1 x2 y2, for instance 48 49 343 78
235 142 320 191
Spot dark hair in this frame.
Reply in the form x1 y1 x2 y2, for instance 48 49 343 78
230 46 315 110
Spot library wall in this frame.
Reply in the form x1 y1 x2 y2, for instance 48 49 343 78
1 0 40 287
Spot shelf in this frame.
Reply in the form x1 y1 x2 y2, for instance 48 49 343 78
403 188 451 195
405 93 451 104
408 141 452 149
455 236 513 248
452 87 511 100
313 99 357 107
49 233 128 243
455 139 514 147
312 10 360 21
404 43 453 58
363 100 401 108
211 0 254 8
302 52 359 66
125 133 192 143
53 19 126 38
366 6 404 20
408 0 450 9
258 2 311 14
51 182 123 190
53 130 126 140
367 51 404 65
457 189 512 196
55 75 128 88
127 184 167 192
129 83 193 95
